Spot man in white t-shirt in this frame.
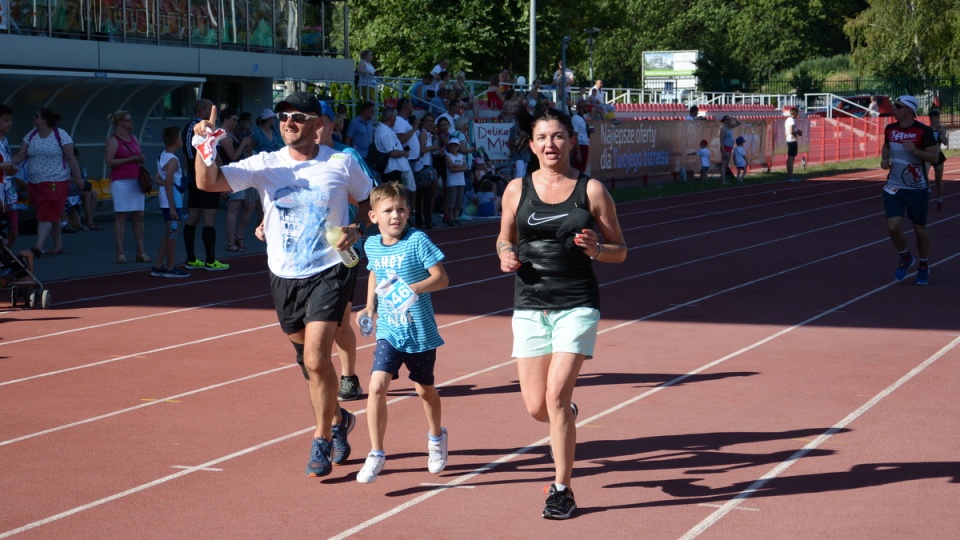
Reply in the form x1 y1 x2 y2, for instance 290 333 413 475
785 107 802 181
193 92 372 479
427 58 448 97
375 107 412 186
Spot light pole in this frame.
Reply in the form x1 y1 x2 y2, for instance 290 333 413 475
560 35 571 114
585 27 600 82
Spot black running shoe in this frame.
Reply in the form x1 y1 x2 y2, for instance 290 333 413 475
542 484 577 519
331 408 355 465
305 437 332 477
337 375 363 401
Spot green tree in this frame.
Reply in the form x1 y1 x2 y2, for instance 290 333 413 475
845 0 960 85
347 0 590 85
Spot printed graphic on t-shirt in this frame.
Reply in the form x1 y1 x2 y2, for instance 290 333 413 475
885 123 933 190
273 185 335 272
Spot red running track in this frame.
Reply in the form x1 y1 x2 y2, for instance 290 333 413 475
3 166 960 539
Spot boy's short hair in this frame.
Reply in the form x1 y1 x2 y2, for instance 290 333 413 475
162 126 181 146
0 104 12 118
369 182 409 210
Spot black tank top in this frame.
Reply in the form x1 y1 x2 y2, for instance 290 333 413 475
514 173 600 310
218 132 241 166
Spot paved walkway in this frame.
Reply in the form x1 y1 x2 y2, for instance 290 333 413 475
11 198 266 284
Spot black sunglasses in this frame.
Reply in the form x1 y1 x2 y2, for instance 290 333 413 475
277 112 319 123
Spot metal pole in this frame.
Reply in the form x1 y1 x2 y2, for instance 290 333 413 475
588 36 594 81
528 0 536 89
560 35 570 114
343 4 350 58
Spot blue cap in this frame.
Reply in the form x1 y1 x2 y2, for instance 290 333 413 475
735 136 745 144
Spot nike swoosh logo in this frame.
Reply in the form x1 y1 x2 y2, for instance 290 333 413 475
527 213 569 226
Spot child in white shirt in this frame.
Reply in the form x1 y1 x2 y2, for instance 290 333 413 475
151 127 188 277
694 140 711 183
443 137 467 226
734 136 748 184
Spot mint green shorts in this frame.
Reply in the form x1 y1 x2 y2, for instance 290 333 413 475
511 307 600 359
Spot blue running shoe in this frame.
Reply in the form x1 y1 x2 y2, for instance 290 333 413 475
331 408 355 465
306 437 332 477
915 266 929 285
895 254 915 281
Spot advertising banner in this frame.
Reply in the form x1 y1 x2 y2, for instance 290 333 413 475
472 122 513 161
0 0 7 31
587 119 770 180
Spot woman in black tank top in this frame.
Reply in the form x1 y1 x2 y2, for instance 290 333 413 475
495 101 627 519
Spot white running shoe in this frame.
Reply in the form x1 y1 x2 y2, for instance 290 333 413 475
356 452 385 484
427 427 448 474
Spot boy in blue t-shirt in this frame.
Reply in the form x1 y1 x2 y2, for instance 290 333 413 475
355 183 449 484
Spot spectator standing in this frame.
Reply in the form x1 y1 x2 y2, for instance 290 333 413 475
193 92 370 477
104 110 151 264
0 104 21 248
345 101 376 159
571 101 591 172
719 115 741 184
927 109 948 209
734 136 747 184
248 109 284 154
375 108 411 185
784 107 802 182
443 135 466 226
694 139 711 182
150 126 189 277
486 74 506 111
868 96 881 117
395 97 421 193
11 108 83 258
526 79 547 108
496 105 627 520
410 73 435 110
354 182 450 484
356 49 378 103
414 113 441 229
236 111 253 141
881 96 941 285
219 109 255 253
685 105 701 121
428 58 449 98
552 62 575 112
182 99 229 271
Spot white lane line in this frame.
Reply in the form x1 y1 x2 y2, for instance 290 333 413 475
680 333 960 539
0 323 279 387
0 294 272 347
697 503 759 512
48 270 267 306
170 466 222 472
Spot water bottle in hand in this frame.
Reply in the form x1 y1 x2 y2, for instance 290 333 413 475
324 224 360 268
358 314 373 337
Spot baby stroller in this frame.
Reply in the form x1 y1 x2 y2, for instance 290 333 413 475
0 217 50 309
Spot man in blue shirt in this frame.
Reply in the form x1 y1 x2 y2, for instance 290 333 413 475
345 100 376 158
